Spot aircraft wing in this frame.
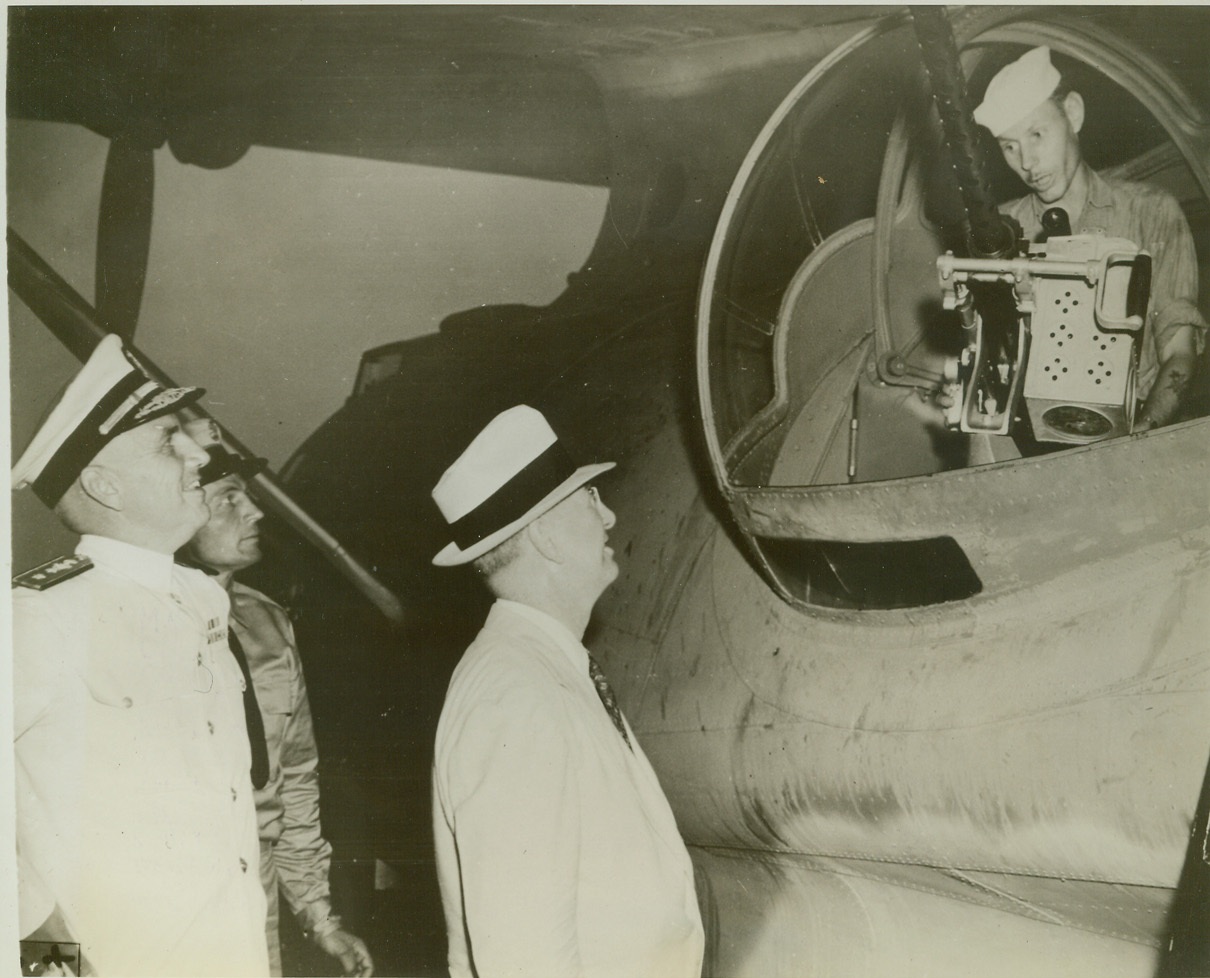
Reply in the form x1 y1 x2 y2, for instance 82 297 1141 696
8 5 890 185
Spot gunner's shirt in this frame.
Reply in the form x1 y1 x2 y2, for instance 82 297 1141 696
1002 166 1207 399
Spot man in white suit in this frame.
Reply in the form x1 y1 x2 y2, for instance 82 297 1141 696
430 405 704 978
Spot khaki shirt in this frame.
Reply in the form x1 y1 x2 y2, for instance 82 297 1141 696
1002 166 1207 398
230 581 334 933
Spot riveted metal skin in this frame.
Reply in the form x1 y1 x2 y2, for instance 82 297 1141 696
274 8 1209 976
668 8 1210 974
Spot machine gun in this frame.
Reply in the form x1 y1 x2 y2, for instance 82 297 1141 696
936 218 1152 443
909 7 1151 446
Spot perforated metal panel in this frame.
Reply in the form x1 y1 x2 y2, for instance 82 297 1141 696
1024 276 1135 407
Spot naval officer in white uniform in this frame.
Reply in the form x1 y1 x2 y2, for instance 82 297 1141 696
12 334 269 976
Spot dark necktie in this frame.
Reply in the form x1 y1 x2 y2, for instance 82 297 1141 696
588 655 632 751
227 627 270 789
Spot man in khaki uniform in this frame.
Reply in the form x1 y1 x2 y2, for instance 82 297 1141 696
181 419 373 977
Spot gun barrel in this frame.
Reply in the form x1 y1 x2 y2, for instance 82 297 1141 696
910 6 1018 259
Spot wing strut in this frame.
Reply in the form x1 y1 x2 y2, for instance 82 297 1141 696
8 226 405 626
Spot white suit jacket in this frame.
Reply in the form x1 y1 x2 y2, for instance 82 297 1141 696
433 600 703 978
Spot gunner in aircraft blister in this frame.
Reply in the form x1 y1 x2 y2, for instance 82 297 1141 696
429 405 704 978
974 45 1206 430
10 335 270 977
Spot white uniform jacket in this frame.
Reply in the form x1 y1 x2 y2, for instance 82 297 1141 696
433 599 704 978
13 535 269 976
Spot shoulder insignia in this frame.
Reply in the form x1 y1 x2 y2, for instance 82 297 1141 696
13 554 94 590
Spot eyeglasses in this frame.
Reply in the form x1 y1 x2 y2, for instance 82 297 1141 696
586 485 600 506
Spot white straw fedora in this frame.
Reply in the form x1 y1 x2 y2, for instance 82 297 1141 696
431 405 614 566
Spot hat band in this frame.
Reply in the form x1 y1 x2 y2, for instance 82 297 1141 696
449 441 576 549
99 379 160 436
33 370 150 506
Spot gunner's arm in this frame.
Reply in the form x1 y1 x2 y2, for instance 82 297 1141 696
1136 324 1197 430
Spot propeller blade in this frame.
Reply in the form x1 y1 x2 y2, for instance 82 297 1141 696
96 138 154 342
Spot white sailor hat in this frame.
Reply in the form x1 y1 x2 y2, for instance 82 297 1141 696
12 334 204 506
431 404 614 566
974 46 1062 137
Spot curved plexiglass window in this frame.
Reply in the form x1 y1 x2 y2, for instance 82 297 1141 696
701 16 1204 490
697 11 1209 610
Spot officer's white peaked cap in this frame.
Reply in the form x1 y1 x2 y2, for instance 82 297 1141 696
12 334 204 506
974 46 1062 137
432 404 614 566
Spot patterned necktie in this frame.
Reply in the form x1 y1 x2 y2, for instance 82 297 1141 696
227 627 270 789
588 655 632 751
